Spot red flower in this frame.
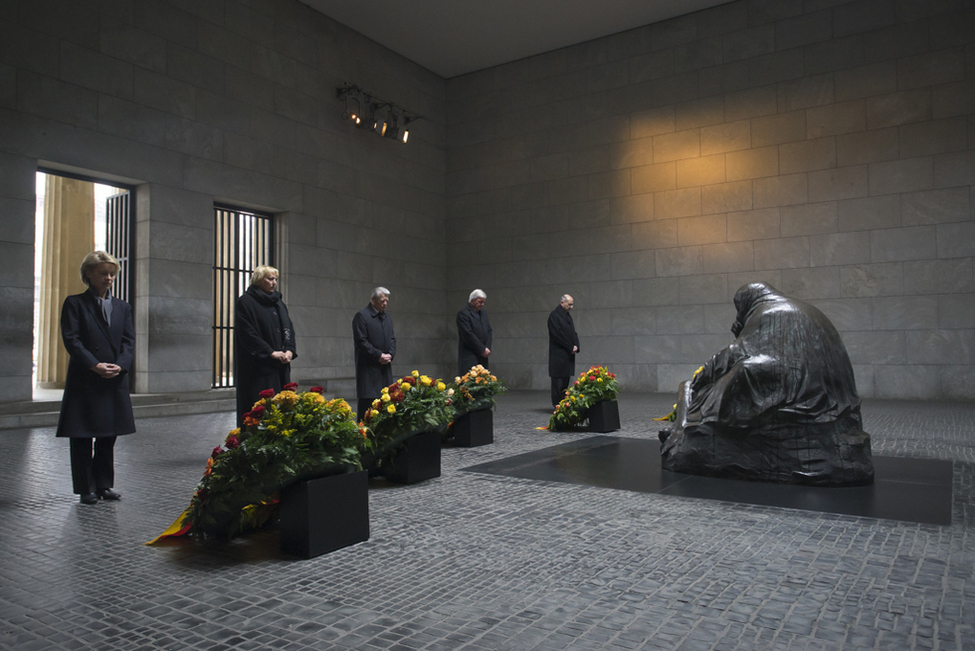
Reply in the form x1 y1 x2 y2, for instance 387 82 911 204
259 389 275 398
225 435 240 449
362 410 372 424
251 405 266 417
283 382 298 391
609 373 616 378
309 386 324 394
574 380 580 386
391 390 405 403
211 445 224 458
401 376 416 385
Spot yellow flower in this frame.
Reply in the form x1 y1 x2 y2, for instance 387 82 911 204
490 375 497 382
372 399 382 409
381 393 391 403
400 382 411 391
370 409 379 419
420 375 433 386
272 390 299 407
571 396 576 402
386 403 396 414
228 428 241 438
597 378 603 383
412 370 420 378
436 381 446 391
381 386 390 394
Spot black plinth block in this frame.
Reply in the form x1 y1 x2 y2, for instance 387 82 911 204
588 399 620 433
279 470 369 559
384 430 442 484
453 409 493 447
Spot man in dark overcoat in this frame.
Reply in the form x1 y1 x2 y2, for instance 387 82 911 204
353 287 396 422
57 251 136 504
456 288 492 376
548 294 580 408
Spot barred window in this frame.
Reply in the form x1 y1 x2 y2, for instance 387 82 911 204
212 205 273 388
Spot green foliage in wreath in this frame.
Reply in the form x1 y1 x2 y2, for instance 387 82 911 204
361 371 455 463
185 386 369 539
548 366 620 431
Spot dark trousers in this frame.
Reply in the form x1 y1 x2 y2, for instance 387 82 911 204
69 436 116 495
551 377 570 407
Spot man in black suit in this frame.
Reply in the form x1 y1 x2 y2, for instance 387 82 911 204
456 289 492 376
353 287 396 422
548 294 580 408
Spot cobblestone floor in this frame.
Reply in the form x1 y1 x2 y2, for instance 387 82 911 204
1 391 973 651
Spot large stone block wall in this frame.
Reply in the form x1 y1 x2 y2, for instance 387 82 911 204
0 0 448 399
445 0 975 399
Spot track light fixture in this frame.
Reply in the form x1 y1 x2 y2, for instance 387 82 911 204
336 84 421 144
339 87 362 125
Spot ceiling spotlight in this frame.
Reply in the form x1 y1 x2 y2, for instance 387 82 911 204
382 111 401 141
398 116 415 144
337 85 364 125
384 111 412 143
373 104 390 135
345 92 361 124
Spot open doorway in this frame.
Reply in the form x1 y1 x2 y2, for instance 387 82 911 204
33 170 132 398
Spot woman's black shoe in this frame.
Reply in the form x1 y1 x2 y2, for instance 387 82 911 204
97 489 121 500
80 493 98 505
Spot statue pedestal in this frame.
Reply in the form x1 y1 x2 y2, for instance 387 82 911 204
279 470 369 559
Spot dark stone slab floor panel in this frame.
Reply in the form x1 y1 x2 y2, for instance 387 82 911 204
463 436 953 525
0 391 973 651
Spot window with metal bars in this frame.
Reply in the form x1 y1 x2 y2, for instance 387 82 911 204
212 205 273 388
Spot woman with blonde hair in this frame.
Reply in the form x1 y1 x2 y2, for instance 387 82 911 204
234 265 297 424
56 250 135 505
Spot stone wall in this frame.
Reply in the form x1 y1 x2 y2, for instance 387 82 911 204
2 0 973 403
0 0 447 400
445 0 975 399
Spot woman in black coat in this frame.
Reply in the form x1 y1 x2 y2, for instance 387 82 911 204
56 251 136 505
234 265 297 424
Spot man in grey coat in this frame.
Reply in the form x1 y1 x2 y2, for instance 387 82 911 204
353 287 396 422
548 294 580 408
456 288 492 376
